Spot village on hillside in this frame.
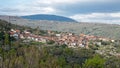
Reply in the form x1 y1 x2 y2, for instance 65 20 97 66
9 29 115 48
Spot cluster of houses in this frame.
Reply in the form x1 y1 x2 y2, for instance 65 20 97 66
9 29 47 43
9 29 115 48
48 32 114 48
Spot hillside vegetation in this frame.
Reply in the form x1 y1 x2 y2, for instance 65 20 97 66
0 19 120 68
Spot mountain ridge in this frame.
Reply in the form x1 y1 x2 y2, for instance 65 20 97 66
21 14 77 22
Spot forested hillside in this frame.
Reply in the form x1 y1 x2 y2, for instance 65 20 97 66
21 14 77 22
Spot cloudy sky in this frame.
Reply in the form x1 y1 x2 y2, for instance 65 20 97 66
0 0 120 24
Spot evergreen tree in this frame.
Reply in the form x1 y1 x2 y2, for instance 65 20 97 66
82 55 105 68
4 33 9 45
4 32 11 50
35 26 40 35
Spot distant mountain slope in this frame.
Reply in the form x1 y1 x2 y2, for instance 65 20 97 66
21 14 77 22
0 15 120 39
